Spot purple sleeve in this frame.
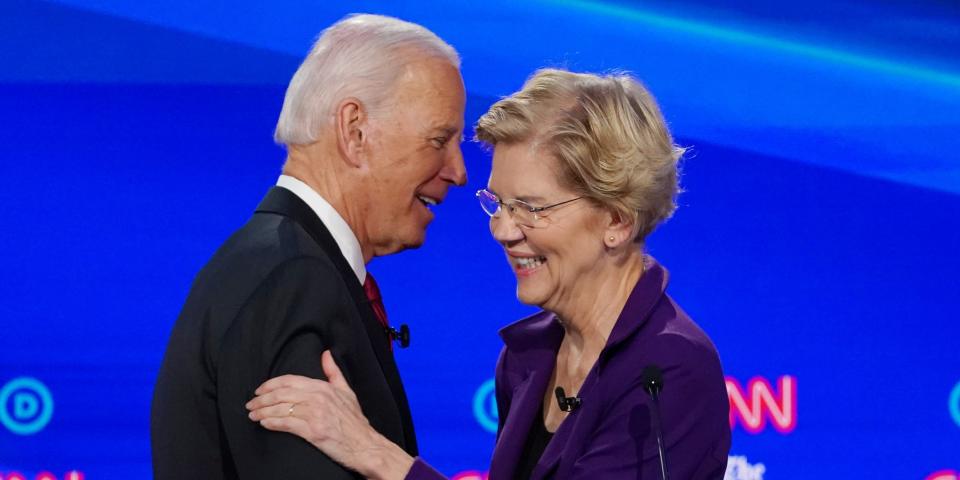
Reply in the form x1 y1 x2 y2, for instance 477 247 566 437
403 457 448 480
569 335 730 479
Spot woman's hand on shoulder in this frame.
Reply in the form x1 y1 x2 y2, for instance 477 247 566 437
246 350 415 480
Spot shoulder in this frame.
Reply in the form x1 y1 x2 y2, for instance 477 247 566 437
645 296 721 369
245 256 345 299
196 212 339 291
656 297 720 358
177 216 348 344
602 296 724 397
590 306 729 444
228 211 332 263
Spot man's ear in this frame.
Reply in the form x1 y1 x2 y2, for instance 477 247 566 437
603 209 638 249
335 97 368 168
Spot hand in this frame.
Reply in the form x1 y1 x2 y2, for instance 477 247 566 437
246 350 414 480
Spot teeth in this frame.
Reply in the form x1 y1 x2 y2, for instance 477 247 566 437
417 195 438 206
515 256 546 269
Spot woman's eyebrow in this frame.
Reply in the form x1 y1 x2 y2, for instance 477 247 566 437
513 194 546 203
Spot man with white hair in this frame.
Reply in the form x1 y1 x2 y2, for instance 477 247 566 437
151 14 466 479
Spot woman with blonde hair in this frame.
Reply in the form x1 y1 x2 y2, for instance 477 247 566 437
247 68 730 479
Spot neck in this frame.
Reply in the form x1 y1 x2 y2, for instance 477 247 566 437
551 248 645 353
282 143 375 263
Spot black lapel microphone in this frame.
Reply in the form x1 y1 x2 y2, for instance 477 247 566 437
642 364 669 480
554 386 581 412
386 324 410 348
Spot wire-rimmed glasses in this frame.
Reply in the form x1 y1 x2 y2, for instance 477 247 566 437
476 188 583 228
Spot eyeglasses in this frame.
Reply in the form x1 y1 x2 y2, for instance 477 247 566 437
476 188 583 228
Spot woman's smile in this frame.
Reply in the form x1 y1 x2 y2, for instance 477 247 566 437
508 251 548 277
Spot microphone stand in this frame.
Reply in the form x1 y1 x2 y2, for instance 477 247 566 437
642 365 669 480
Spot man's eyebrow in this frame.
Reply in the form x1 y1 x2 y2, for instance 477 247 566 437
432 126 459 137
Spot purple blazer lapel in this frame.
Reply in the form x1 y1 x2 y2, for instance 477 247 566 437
530 348 609 479
530 376 589 478
489 366 549 479
490 311 562 480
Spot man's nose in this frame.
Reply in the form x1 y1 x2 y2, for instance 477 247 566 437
439 145 467 186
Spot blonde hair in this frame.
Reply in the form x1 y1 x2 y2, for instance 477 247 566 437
475 68 683 241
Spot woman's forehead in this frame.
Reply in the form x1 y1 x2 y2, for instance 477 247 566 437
489 151 572 201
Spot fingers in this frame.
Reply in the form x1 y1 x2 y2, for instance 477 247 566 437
246 386 305 411
255 374 317 395
259 415 311 437
248 352 360 429
322 350 350 391
246 383 352 417
245 370 389 476
248 401 297 422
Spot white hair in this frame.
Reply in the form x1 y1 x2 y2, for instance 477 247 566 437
274 14 461 146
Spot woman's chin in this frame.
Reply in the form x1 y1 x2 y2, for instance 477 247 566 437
515 285 548 308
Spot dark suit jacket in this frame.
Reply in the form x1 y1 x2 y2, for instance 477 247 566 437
152 186 417 479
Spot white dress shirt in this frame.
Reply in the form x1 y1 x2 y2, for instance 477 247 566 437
276 175 366 284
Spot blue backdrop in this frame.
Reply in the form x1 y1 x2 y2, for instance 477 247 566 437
2 0 959 478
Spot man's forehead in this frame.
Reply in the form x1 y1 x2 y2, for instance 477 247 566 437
419 104 465 133
385 58 465 130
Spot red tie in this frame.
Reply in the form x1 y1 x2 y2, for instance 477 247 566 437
363 274 389 330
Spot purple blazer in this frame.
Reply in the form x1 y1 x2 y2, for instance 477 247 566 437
406 258 730 479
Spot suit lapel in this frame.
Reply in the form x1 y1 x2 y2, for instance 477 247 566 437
255 186 417 453
490 348 556 479
530 371 599 479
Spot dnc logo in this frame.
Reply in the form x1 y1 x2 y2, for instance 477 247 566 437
472 379 498 433
1 377 54 435
950 380 960 428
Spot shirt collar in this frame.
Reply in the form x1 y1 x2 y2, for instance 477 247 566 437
276 175 366 284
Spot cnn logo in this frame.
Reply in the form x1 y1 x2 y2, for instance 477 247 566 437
726 375 797 434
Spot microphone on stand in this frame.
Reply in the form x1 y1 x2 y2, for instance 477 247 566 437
554 386 581 412
642 364 669 480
